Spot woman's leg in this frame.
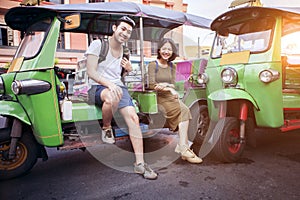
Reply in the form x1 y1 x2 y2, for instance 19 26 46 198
176 120 203 164
178 120 189 146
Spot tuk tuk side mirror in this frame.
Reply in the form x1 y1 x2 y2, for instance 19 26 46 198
64 14 80 30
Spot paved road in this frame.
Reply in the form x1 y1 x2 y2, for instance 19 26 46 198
0 129 300 200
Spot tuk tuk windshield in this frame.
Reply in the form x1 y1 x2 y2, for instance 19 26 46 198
211 17 275 58
15 18 52 59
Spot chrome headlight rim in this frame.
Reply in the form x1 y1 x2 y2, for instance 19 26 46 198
0 76 5 94
197 73 209 84
11 79 51 95
221 67 238 86
11 80 21 95
259 69 280 83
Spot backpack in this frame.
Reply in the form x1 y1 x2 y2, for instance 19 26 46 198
98 38 130 71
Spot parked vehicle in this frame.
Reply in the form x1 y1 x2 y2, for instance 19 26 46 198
198 6 300 162
0 2 211 180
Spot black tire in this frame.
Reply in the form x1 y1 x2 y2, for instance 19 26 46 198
189 105 210 156
188 104 209 143
212 117 245 162
0 131 38 180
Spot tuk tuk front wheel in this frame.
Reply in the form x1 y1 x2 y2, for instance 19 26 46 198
0 131 38 180
212 117 245 162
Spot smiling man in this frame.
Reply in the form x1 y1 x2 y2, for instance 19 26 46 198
86 16 157 180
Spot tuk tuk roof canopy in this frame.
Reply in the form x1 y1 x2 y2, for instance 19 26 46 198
5 2 211 41
211 6 300 36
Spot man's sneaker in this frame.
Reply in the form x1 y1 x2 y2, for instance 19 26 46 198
101 128 115 144
134 163 158 180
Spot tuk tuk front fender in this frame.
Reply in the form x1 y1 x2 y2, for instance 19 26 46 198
208 89 259 110
0 101 30 125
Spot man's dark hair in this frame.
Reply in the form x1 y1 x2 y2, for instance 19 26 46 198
116 16 136 28
157 38 178 62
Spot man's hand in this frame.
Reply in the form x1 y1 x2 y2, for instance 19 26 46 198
121 57 132 72
107 83 123 100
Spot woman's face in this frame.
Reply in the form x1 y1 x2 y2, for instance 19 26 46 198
159 42 173 60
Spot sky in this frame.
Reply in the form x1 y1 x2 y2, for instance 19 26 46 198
183 0 300 19
182 0 300 46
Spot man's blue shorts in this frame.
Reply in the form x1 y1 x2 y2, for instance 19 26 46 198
88 85 134 109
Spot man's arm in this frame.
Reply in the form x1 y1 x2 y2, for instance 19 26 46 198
86 54 122 99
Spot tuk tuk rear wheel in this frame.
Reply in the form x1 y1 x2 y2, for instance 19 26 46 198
213 117 245 162
189 105 210 156
0 131 38 180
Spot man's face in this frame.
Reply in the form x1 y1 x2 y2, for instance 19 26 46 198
113 22 133 43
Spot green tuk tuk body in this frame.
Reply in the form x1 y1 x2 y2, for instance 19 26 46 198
0 2 211 180
200 6 300 162
0 17 64 147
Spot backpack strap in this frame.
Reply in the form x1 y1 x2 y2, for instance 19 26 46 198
98 38 109 63
97 39 129 82
98 38 129 66
155 60 173 74
155 60 159 73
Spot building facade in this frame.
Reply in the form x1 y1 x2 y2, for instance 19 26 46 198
0 0 189 69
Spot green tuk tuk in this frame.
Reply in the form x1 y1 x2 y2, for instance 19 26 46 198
199 6 300 162
0 2 211 180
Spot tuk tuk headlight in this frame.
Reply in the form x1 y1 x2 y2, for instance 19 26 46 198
221 67 238 86
11 79 51 95
259 69 279 83
197 73 209 84
0 76 4 94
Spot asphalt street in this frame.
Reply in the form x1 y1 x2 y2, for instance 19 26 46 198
0 129 300 200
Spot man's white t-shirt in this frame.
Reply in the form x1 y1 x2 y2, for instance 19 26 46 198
85 39 124 87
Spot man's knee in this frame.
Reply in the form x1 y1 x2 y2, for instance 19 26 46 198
102 92 120 106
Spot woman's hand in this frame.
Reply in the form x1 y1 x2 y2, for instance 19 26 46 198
154 83 166 91
168 87 179 99
154 83 174 90
154 83 178 98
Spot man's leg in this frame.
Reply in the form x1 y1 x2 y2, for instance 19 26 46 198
100 89 120 128
98 88 120 144
119 106 157 180
119 106 144 164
